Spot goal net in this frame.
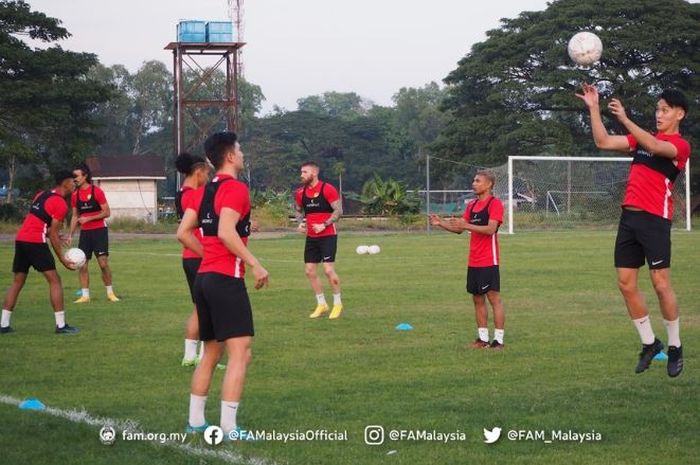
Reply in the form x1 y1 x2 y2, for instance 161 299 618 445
505 156 691 233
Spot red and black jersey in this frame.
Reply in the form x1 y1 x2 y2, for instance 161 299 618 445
71 184 108 230
623 133 691 220
189 174 251 278
16 190 68 243
294 181 339 238
462 196 504 267
177 185 203 259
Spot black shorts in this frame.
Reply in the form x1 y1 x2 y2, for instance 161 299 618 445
304 235 338 263
12 241 56 273
182 258 202 303
193 272 254 342
614 209 672 270
78 227 109 260
466 266 500 295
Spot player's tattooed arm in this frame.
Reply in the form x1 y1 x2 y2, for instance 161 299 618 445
294 204 305 224
323 200 343 227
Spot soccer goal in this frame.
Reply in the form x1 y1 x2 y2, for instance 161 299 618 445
505 156 691 233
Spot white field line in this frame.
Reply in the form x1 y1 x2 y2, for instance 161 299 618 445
0 394 277 465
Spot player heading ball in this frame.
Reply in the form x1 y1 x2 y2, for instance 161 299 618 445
576 84 689 377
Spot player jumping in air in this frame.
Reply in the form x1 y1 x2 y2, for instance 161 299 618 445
577 84 689 377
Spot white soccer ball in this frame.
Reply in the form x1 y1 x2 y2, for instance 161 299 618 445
356 245 369 255
568 32 603 66
64 247 86 270
368 245 381 255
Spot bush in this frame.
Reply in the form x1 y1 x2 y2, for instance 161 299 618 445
107 217 176 234
0 203 23 222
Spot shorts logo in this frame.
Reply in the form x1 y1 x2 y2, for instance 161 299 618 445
651 259 663 266
481 285 490 290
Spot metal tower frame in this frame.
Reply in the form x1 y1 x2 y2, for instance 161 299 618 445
164 41 246 161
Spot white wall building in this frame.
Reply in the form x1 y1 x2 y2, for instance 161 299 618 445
86 156 166 224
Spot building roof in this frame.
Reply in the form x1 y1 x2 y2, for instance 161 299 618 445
86 155 166 179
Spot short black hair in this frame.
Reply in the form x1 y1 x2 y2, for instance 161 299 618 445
175 152 208 175
301 160 319 170
659 89 688 116
73 162 92 183
54 170 74 185
203 132 238 169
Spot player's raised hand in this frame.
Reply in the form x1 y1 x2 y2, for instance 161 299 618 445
575 82 599 108
607 98 628 122
429 214 442 226
252 263 269 289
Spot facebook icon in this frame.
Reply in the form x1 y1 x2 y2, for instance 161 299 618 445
204 425 224 445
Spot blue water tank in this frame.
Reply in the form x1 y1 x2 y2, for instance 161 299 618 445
177 20 206 43
206 21 234 42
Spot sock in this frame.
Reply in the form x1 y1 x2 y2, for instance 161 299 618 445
316 294 327 306
333 293 342 305
188 394 207 427
1 309 11 328
478 327 489 342
81 288 90 298
184 339 198 361
632 316 655 345
54 311 66 329
198 342 205 361
494 329 505 344
663 318 681 348
220 400 239 434
106 285 114 295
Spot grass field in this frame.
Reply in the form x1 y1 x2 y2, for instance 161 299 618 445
0 230 698 465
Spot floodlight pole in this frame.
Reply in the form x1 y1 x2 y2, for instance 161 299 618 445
426 152 431 234
508 156 514 234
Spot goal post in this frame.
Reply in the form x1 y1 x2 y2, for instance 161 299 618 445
506 156 691 234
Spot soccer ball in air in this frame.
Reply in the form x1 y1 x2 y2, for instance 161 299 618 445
368 245 381 255
567 32 603 66
356 245 369 255
64 248 86 270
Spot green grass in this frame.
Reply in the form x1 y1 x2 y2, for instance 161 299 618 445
0 230 698 465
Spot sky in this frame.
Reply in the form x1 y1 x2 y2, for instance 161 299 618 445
26 0 553 114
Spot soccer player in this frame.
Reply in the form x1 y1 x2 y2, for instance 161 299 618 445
294 161 344 319
430 170 506 350
68 162 120 303
177 131 269 437
1 171 80 334
576 84 689 377
175 152 210 366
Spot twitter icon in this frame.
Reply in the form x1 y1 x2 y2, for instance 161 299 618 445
483 427 502 444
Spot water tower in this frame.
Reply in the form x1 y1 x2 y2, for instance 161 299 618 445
165 19 245 173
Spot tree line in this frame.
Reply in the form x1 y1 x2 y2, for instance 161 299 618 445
1 0 698 214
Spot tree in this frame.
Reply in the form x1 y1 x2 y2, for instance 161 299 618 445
436 0 699 190
129 61 172 155
89 63 265 195
297 91 370 119
0 0 112 199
